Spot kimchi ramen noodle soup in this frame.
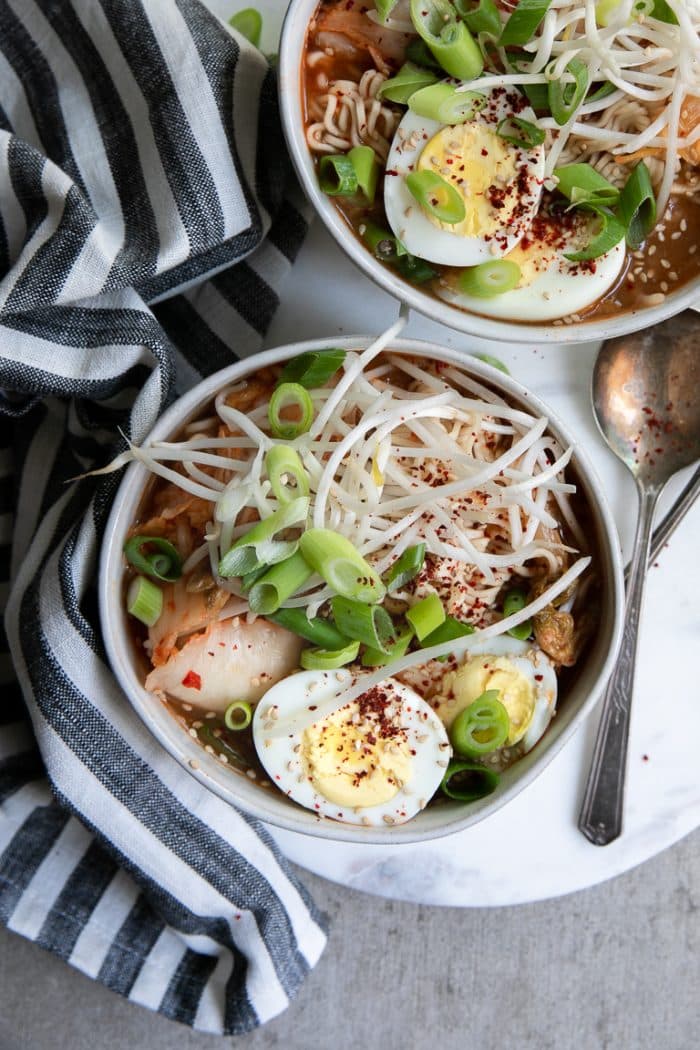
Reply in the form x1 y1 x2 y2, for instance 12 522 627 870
108 325 603 829
301 0 700 325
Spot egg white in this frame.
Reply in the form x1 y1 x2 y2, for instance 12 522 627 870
434 636 558 754
383 86 545 267
252 669 452 826
436 218 626 322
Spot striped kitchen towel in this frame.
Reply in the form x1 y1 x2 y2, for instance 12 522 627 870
0 0 327 1035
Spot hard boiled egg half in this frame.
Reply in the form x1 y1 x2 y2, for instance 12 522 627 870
433 636 558 753
436 210 626 322
384 85 545 267
252 670 451 826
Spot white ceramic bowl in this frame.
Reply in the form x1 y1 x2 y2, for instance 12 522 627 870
278 0 700 345
100 336 624 844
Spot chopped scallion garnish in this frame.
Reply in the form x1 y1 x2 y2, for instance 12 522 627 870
409 0 484 80
331 595 396 652
126 575 163 627
224 700 253 731
348 145 379 204
564 208 626 262
361 627 414 667
499 0 553 46
458 260 521 298
553 163 620 208
379 62 439 104
300 640 361 671
502 588 533 640
618 162 656 249
318 154 358 197
247 551 313 615
299 529 386 604
441 759 500 801
218 497 309 577
405 170 466 225
278 348 346 389
406 592 446 641
385 543 426 593
454 0 502 38
408 82 485 125
267 607 347 650
497 116 545 149
450 690 510 757
268 382 314 440
548 58 589 126
265 445 310 503
123 535 182 582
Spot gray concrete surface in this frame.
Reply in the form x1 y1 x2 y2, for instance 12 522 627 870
0 831 697 1050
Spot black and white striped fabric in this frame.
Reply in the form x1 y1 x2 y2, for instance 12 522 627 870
0 0 327 1034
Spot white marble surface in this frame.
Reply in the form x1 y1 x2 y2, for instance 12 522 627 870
216 0 700 906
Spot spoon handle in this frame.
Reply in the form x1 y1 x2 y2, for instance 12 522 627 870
578 484 660 846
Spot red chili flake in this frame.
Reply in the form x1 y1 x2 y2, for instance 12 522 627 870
385 169 399 176
642 754 649 762
181 670 201 690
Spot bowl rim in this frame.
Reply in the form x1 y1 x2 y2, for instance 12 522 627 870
99 335 625 844
278 0 700 346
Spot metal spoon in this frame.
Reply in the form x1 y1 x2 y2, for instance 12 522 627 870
579 311 700 846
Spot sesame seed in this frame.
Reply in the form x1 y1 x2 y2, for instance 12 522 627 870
246 769 257 780
383 815 395 825
437 759 449 768
193 720 203 729
362 817 372 826
219 754 229 764
188 728 198 738
188 758 199 769
205 711 216 719
204 745 214 755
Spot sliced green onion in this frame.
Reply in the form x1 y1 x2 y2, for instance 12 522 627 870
268 382 314 440
375 0 401 20
458 260 521 298
123 536 183 582
331 596 396 652
406 171 466 225
503 588 532 640
441 759 500 801
548 59 589 126
247 551 313 615
585 80 618 104
473 353 510 374
406 592 446 641
348 145 379 204
361 627 414 667
385 543 426 593
553 163 620 208
409 0 484 80
500 0 552 46
265 445 310 504
224 700 252 731
318 154 358 196
651 0 677 22
408 82 486 125
422 615 475 650
405 37 443 71
299 529 386 604
618 162 656 249
267 607 347 650
218 497 309 577
454 0 502 38
362 221 399 262
197 725 247 771
564 207 626 262
278 349 346 388
301 640 361 671
126 575 163 627
497 116 545 149
240 564 269 591
229 7 262 47
378 62 439 104
397 254 438 284
450 689 510 757
520 82 550 111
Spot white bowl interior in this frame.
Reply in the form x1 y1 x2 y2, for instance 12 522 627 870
100 337 624 844
278 0 700 345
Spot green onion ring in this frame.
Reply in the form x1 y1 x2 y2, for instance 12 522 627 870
548 59 589 126
331 596 396 652
123 535 183 582
458 260 521 298
385 543 426 593
224 700 253 731
126 575 163 626
318 154 358 197
441 759 500 802
405 170 466 225
268 382 314 440
300 640 361 671
378 62 439 104
265 445 310 504
406 593 446 641
299 528 386 604
618 162 657 249
450 690 510 757
247 551 314 615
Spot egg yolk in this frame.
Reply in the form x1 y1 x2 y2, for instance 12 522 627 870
439 655 536 746
301 706 413 808
417 124 519 240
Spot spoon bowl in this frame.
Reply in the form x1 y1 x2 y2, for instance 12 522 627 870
593 311 700 487
579 310 700 846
